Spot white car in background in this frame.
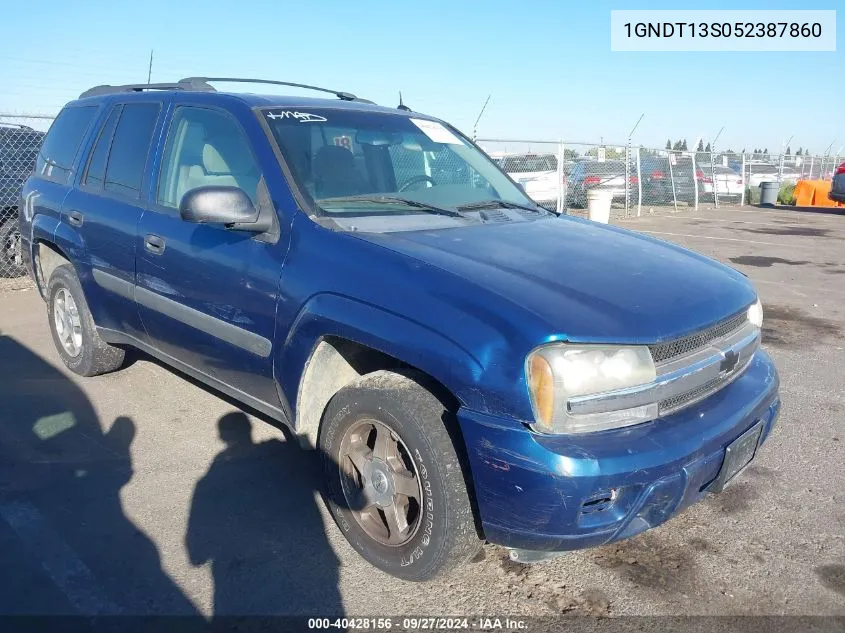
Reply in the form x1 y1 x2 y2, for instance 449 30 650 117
497 153 560 207
697 164 744 198
746 164 800 188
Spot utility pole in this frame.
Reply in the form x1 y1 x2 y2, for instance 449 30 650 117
472 95 491 141
710 127 724 207
625 113 644 216
778 134 793 182
626 113 644 146
147 50 154 84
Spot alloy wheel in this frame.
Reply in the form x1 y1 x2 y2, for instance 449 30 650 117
338 419 423 547
53 287 83 357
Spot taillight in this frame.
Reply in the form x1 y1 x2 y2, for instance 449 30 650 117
835 162 845 175
583 176 601 185
628 175 639 184
650 171 665 180
695 170 712 184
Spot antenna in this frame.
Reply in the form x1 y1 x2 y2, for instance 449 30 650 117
397 91 411 111
472 95 491 141
146 50 153 84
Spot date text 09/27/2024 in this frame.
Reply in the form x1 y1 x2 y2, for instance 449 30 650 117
307 617 528 630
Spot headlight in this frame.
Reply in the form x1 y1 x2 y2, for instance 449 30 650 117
526 344 657 434
747 298 763 328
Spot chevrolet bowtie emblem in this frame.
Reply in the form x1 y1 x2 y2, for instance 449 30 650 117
719 350 740 374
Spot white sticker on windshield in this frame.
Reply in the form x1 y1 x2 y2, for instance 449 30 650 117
409 118 462 144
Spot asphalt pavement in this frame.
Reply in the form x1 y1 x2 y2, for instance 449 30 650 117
0 205 842 621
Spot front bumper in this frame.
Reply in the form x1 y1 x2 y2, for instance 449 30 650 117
457 349 780 552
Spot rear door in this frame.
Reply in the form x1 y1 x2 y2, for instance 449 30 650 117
19 106 98 283
62 101 163 338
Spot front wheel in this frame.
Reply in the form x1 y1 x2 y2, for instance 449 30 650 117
319 370 480 581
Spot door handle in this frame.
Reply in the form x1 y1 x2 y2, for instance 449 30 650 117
144 234 166 255
67 210 84 227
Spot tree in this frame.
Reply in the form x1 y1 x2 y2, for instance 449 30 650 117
797 147 803 156
763 148 769 155
696 139 705 152
786 146 791 155
741 148 746 154
681 139 688 151
704 142 712 152
672 140 682 150
665 139 672 150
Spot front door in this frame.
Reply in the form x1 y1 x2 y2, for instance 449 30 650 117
135 104 284 407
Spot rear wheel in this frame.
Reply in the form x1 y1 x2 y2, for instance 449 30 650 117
0 216 25 278
47 265 125 376
319 370 480 581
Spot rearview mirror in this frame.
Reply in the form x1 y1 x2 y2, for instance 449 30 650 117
179 186 269 232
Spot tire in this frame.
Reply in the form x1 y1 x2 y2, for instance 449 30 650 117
0 216 26 278
319 370 480 581
46 265 125 377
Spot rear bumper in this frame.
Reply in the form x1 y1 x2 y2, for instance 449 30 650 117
457 350 780 551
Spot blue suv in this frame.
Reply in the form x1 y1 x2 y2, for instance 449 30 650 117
19 78 780 581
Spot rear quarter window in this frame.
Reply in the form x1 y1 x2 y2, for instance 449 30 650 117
36 106 97 184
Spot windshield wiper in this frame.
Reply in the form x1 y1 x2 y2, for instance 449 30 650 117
318 195 469 219
456 199 555 215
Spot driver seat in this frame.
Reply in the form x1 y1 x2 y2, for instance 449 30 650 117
313 145 367 199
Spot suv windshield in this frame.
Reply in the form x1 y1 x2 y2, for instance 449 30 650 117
263 108 535 217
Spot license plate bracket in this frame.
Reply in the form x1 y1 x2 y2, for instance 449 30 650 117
709 422 763 492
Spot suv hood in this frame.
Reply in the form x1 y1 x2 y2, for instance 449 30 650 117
358 217 756 344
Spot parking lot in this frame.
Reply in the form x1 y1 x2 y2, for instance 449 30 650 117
0 205 843 620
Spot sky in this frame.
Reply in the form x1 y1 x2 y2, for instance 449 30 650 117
2 0 842 153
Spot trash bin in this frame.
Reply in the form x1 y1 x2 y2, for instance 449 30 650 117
759 181 779 207
587 190 613 223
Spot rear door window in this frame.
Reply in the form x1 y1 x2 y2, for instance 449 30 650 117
104 103 160 198
84 106 121 188
36 106 97 184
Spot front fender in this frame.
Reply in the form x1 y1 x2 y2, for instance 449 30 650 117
277 292 485 424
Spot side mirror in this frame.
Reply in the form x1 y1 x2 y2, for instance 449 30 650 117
179 186 270 232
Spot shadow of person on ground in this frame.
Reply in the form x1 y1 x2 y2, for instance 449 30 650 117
185 412 344 616
0 334 198 615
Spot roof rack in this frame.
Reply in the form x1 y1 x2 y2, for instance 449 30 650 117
0 123 37 131
79 77 373 104
79 80 215 99
179 77 370 102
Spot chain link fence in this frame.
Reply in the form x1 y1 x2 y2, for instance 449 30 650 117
0 108 842 292
478 138 840 217
1 115 53 291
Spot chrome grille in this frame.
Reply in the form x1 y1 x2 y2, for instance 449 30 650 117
659 376 724 413
659 355 754 415
649 309 748 363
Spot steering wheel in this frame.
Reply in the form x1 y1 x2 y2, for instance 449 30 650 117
398 175 438 192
